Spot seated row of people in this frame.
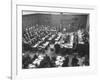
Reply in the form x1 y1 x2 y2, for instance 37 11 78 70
22 50 89 69
22 24 89 51
22 40 89 69
23 24 58 44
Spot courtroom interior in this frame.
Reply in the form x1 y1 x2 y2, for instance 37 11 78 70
22 11 89 69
